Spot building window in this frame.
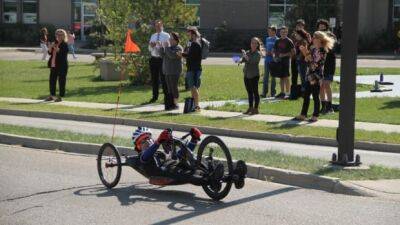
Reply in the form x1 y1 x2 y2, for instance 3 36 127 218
3 0 18 23
22 0 37 24
268 0 294 27
185 0 200 26
72 0 98 41
394 0 400 23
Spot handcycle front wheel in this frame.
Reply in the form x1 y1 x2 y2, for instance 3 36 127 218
97 143 122 189
197 136 233 201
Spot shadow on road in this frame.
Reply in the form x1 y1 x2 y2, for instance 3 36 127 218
74 182 297 225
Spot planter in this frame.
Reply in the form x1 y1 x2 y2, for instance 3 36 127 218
99 59 127 81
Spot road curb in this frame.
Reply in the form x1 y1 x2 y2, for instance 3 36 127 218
1 109 399 153
0 132 376 197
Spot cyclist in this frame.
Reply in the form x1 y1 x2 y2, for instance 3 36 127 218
130 127 225 187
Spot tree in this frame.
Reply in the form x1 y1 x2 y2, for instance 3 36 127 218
97 0 198 84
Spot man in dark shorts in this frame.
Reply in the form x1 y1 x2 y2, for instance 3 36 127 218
273 26 295 99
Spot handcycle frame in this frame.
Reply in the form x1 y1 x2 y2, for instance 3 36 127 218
97 132 244 200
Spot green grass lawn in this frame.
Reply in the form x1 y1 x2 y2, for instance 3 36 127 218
0 101 399 144
207 97 400 125
0 60 388 106
1 123 399 180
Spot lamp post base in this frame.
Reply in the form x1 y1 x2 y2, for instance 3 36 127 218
330 153 362 167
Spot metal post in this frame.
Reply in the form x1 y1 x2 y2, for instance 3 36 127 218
332 0 361 166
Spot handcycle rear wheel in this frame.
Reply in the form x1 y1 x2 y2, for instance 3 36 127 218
97 143 122 188
197 136 233 201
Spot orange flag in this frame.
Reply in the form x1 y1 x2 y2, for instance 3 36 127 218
124 29 141 53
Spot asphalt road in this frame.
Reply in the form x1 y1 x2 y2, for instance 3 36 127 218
1 50 400 67
1 144 400 225
1 115 400 168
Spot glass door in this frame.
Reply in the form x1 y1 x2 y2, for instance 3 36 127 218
72 0 97 41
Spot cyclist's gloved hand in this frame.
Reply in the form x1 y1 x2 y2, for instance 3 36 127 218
156 129 172 145
190 127 202 141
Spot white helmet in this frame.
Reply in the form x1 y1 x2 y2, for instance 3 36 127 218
132 127 152 143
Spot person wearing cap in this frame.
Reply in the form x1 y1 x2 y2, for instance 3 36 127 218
182 26 203 112
317 19 337 114
148 20 171 103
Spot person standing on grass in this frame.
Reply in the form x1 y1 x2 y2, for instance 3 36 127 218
261 26 277 98
241 37 264 115
40 27 49 61
67 30 77 59
293 29 310 92
273 26 295 99
317 19 337 114
290 19 312 99
182 26 202 112
294 31 334 122
45 29 69 102
161 32 183 110
148 20 170 104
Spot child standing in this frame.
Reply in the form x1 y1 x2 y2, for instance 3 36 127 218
242 37 264 115
294 31 334 122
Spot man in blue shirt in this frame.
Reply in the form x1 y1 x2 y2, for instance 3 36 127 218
261 26 277 98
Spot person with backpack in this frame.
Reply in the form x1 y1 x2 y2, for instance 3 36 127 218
261 26 277 98
182 26 203 112
317 19 337 114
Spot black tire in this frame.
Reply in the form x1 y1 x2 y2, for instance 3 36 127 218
97 143 122 189
197 136 233 201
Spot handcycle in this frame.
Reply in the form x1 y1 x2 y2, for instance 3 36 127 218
97 129 247 201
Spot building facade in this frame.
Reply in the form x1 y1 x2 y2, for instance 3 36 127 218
1 0 397 41
200 0 396 36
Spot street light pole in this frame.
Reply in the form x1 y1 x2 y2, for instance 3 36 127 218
332 0 361 166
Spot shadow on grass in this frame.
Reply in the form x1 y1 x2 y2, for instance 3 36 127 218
380 99 400 109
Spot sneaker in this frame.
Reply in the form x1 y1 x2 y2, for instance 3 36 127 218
249 108 259 115
44 96 54 101
260 94 266 98
54 97 62 102
194 106 201 112
275 92 285 99
148 98 157 103
243 107 252 115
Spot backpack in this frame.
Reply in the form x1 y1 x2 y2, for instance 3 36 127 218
183 97 195 113
200 37 210 59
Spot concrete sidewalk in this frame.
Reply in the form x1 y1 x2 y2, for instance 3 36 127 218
1 97 400 134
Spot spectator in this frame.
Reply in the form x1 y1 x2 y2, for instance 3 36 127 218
40 27 48 61
148 20 170 103
45 29 69 102
182 26 202 112
292 29 310 93
160 32 183 110
261 26 277 98
290 19 311 99
273 26 295 99
67 30 77 59
317 19 337 114
294 31 334 122
241 37 263 115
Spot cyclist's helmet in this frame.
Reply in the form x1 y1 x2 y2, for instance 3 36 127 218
132 127 152 152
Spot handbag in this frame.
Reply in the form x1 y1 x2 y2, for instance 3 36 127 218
183 97 195 113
